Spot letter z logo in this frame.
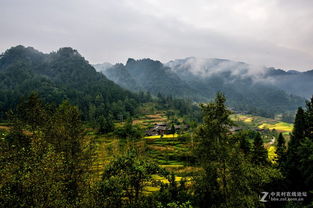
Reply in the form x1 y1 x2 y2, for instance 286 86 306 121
260 192 269 202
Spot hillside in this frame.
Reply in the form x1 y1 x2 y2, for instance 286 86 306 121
0 45 141 120
96 57 305 117
167 57 305 117
96 63 142 92
95 58 206 101
263 68 313 98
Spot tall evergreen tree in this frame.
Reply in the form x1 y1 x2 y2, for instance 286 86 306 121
276 133 286 168
286 107 306 191
304 96 313 140
252 133 268 165
193 93 280 208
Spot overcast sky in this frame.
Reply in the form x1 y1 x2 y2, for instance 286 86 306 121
1 0 313 71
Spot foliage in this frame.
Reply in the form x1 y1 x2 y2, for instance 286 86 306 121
285 97 313 204
114 118 143 139
97 115 114 134
252 133 268 165
193 93 281 208
0 45 140 121
276 133 286 167
95 151 168 207
0 94 95 207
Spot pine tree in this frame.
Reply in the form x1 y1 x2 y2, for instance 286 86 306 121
252 133 268 165
170 123 176 135
193 93 281 208
193 93 232 207
276 133 286 167
286 107 306 191
304 96 313 140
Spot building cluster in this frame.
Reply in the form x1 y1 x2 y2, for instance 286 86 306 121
145 123 189 136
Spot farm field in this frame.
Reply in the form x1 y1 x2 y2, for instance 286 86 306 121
1 111 289 194
231 114 293 133
90 111 197 192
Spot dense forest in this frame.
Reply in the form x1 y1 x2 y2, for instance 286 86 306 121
0 46 199 123
0 46 313 207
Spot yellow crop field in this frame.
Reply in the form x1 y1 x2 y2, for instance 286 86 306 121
258 122 293 132
244 117 253 123
144 134 180 139
151 175 192 184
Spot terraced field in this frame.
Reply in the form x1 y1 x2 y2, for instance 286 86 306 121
231 114 293 133
258 122 293 132
91 112 198 192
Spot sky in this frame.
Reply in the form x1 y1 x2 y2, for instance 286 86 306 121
1 0 313 71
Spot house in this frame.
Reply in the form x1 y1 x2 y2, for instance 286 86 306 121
145 123 190 136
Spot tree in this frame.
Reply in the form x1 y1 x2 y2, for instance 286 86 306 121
114 118 142 139
232 130 255 155
284 97 313 204
170 123 176 135
276 133 286 167
98 115 114 134
252 133 268 165
304 96 313 140
154 173 192 208
44 101 94 204
297 138 313 191
0 95 95 207
0 95 68 207
286 107 306 191
193 93 281 208
96 151 168 207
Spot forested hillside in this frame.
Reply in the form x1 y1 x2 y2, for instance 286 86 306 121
95 58 206 101
0 46 142 120
96 57 305 118
167 57 305 117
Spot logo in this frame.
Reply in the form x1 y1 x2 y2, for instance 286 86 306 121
260 191 307 202
260 192 269 202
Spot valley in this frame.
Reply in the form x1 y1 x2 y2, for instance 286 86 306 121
1 45 312 208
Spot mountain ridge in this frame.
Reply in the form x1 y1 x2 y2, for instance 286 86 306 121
95 57 307 117
0 45 141 120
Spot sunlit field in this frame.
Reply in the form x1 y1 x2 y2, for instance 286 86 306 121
258 122 293 132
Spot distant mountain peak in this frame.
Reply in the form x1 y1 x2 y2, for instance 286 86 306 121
55 47 82 58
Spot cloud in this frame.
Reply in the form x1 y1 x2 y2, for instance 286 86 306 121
0 0 313 71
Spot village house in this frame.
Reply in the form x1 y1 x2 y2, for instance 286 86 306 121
145 123 189 136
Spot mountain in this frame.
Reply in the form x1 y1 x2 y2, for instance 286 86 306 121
167 57 313 99
97 57 305 117
94 63 142 92
95 58 206 101
262 68 313 98
166 57 305 116
0 45 141 120
93 62 112 72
